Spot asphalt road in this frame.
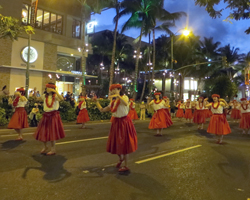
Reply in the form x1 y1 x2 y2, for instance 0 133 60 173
0 118 250 200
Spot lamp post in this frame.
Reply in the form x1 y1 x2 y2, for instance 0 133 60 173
170 28 190 102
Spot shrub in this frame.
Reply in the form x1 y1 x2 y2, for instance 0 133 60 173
0 108 8 126
86 99 112 121
59 101 77 122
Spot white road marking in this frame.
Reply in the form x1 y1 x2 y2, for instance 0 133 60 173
135 145 202 164
0 130 71 138
56 136 108 145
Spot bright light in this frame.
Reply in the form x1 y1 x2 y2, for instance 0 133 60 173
22 11 27 18
71 54 74 56
78 48 81 52
48 74 52 79
183 29 190 36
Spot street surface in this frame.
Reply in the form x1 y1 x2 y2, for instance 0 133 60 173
0 119 250 200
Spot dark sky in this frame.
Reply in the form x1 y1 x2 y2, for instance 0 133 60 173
91 0 250 54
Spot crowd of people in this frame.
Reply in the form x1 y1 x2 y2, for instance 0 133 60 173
2 83 250 173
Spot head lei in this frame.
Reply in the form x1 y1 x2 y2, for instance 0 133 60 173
46 83 56 89
109 84 122 91
240 98 247 101
212 94 220 98
163 96 168 99
154 92 161 96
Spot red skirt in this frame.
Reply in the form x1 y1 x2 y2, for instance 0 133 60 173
77 108 90 123
149 108 173 129
205 109 212 118
107 116 137 155
176 109 184 118
184 109 193 119
239 112 250 129
127 109 139 120
231 109 241 119
164 108 171 118
193 110 206 124
8 107 29 129
34 111 65 142
207 114 231 135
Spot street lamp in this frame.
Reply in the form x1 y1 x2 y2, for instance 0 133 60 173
170 28 191 101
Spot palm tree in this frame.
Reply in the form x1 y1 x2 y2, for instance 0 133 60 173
117 0 163 99
109 0 122 87
77 0 112 95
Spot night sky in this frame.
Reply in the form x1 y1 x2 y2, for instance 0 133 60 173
91 0 250 54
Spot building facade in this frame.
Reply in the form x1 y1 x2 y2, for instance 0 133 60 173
0 0 96 97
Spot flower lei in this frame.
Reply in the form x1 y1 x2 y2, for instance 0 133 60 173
212 101 220 109
13 96 20 107
199 102 203 109
186 102 191 108
241 103 248 111
78 101 84 109
154 99 162 104
110 99 120 113
45 94 56 108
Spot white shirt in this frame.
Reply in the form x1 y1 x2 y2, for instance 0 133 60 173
239 104 250 113
80 102 86 110
185 103 192 109
211 104 224 114
16 98 27 108
109 95 129 118
151 100 165 111
42 94 60 112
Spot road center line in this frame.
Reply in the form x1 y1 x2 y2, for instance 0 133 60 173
135 145 202 164
56 136 108 145
0 130 71 137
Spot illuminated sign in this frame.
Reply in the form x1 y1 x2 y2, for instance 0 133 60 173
86 21 97 34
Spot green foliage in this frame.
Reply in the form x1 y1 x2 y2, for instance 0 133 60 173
0 108 8 126
204 75 238 99
86 99 112 121
59 101 77 122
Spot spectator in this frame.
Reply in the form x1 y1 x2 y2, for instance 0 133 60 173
36 91 41 97
61 92 64 99
29 90 34 97
65 91 71 102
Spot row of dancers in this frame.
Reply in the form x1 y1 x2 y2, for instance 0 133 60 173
5 83 250 172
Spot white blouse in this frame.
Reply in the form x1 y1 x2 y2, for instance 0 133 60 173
195 102 205 110
110 95 129 118
185 103 192 109
16 99 27 108
80 102 86 110
211 104 224 114
151 100 165 111
238 104 250 113
42 94 60 112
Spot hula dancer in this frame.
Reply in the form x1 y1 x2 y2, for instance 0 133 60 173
163 96 171 119
77 96 90 128
239 98 250 134
127 99 139 122
34 83 65 155
193 97 206 129
230 100 241 122
205 94 231 144
95 84 137 172
176 101 184 119
8 87 29 140
148 92 173 136
184 99 193 122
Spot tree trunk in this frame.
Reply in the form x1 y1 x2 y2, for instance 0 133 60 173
140 68 147 102
109 4 119 87
179 74 184 100
133 27 143 99
151 28 156 94
81 7 87 96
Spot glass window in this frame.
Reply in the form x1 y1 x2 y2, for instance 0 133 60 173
57 15 63 34
72 20 81 39
183 93 189 101
35 9 43 28
50 13 57 33
190 80 198 90
184 80 189 90
22 4 29 25
21 4 63 35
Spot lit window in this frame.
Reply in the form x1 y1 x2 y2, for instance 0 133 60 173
190 80 198 90
72 19 81 39
183 93 189 101
184 80 189 90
